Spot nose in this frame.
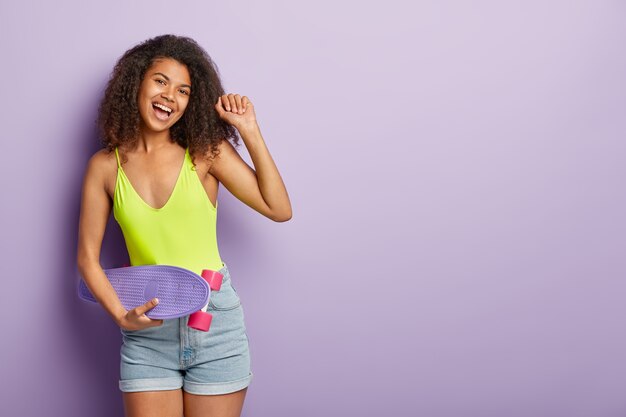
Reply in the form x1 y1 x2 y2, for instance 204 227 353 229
161 87 174 102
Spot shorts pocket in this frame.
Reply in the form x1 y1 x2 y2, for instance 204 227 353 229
208 281 241 311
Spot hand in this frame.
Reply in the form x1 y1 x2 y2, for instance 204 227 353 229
118 298 164 331
215 93 258 131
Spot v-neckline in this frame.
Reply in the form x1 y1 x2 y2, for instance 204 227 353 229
118 148 188 211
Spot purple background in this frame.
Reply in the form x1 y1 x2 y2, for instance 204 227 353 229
1 1 626 416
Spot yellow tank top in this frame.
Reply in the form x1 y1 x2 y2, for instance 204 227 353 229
113 146 224 275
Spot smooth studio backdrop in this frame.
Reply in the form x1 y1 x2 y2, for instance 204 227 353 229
1 1 625 416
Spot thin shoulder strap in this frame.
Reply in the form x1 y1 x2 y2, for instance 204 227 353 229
114 146 121 168
186 147 195 171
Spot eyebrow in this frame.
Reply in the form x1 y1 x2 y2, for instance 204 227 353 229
152 72 192 89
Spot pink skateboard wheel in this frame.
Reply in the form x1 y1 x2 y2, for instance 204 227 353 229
201 269 223 291
188 310 213 332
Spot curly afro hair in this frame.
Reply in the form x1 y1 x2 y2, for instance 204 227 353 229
96 34 239 167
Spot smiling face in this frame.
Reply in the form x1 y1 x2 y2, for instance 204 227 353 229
136 57 192 134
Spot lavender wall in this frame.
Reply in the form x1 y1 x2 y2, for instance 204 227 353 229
1 1 625 416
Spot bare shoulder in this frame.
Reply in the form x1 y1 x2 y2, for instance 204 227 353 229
208 139 239 175
85 148 118 198
188 140 238 177
87 148 117 175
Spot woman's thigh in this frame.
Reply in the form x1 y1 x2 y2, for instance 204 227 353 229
183 387 248 417
123 389 183 417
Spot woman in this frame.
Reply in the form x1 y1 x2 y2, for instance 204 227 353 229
77 34 291 417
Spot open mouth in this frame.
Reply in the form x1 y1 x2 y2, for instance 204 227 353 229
152 102 173 121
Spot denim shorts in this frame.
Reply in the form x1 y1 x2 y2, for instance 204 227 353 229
119 262 253 395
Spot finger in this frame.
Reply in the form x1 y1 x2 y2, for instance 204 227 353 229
234 94 243 114
149 319 164 328
134 298 159 316
218 95 229 111
222 95 232 111
228 94 238 113
242 96 250 112
215 97 225 114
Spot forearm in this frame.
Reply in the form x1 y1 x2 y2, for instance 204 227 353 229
239 123 292 220
77 259 127 326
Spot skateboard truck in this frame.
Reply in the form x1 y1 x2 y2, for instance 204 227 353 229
187 269 224 331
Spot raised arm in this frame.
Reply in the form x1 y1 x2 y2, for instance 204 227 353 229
211 94 292 222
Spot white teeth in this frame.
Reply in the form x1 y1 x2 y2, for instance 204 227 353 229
153 103 172 113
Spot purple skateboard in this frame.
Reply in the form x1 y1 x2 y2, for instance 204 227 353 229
78 264 223 332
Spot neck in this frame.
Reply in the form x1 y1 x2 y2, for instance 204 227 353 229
135 124 176 153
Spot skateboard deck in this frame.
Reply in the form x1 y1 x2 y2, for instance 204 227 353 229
78 265 211 320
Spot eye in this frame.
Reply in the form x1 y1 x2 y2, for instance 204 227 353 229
155 79 166 85
179 89 190 96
